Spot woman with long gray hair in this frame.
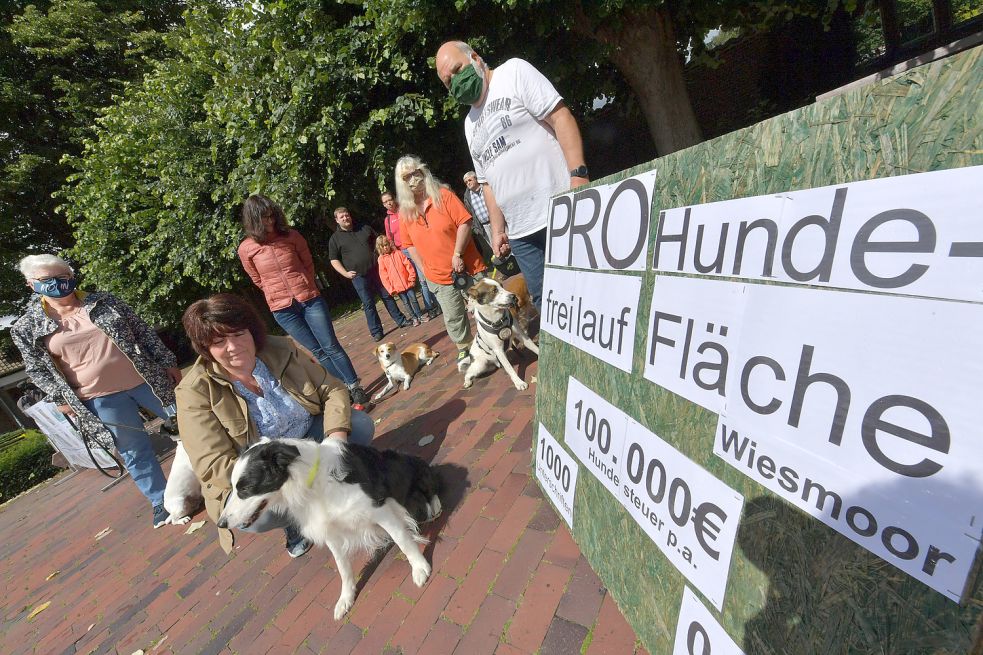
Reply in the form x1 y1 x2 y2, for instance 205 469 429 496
11 254 181 527
394 155 487 370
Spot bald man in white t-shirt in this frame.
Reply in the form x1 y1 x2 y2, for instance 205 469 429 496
435 40 589 311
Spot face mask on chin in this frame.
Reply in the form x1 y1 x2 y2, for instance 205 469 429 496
407 172 426 194
449 62 484 105
32 277 77 298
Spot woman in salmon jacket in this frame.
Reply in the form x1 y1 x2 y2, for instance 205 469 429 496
375 235 424 327
237 195 369 406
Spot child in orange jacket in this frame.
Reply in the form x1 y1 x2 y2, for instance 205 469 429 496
376 235 426 326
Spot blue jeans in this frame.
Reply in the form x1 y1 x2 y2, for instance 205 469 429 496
397 290 423 320
272 297 359 386
401 248 437 312
82 383 168 507
237 409 375 534
352 268 408 338
510 227 547 311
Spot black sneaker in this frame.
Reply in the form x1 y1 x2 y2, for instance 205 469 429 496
153 504 170 529
349 385 370 406
160 416 179 437
372 334 384 342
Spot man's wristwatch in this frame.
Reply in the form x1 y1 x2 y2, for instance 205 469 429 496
569 165 589 178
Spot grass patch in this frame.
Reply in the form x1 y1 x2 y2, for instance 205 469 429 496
0 429 58 502
500 617 513 643
330 299 362 320
393 590 416 605
580 625 594 653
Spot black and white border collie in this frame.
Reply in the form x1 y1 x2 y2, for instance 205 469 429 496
219 438 442 619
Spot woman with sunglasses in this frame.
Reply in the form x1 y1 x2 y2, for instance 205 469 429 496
10 254 181 528
394 155 487 370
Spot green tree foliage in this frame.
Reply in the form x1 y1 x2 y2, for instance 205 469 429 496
63 1 466 326
852 0 982 64
0 0 184 314
61 0 857 328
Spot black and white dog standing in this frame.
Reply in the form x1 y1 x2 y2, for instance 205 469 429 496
218 438 442 619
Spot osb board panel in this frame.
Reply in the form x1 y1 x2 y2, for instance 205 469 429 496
535 45 983 654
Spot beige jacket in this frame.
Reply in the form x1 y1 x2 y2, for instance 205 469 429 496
175 336 351 553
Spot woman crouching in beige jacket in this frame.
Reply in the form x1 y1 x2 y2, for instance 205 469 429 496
175 294 374 556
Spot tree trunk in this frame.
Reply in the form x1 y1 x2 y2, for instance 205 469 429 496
573 3 702 156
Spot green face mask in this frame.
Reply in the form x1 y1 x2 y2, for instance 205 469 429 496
449 63 484 105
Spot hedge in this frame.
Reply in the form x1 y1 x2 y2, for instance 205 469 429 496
0 429 58 503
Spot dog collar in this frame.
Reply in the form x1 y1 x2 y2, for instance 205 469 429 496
477 310 513 340
306 450 320 488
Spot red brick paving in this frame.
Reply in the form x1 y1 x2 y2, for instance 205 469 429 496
0 303 647 654
587 593 641 655
504 562 571 652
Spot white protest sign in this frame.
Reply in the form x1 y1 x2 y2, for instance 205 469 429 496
542 268 641 372
672 587 745 655
643 276 746 414
652 166 983 302
534 424 578 529
714 279 983 602
565 376 744 609
547 169 657 271
644 274 983 601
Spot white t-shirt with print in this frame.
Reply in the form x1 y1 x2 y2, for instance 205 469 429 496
464 58 569 239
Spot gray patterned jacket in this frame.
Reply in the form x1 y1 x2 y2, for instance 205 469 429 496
11 291 177 450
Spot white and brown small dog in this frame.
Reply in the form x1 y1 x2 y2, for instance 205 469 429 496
373 341 439 400
463 275 539 391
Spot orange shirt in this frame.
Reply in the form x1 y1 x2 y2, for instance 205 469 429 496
400 188 487 285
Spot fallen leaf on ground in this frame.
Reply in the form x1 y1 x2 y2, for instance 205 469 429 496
184 520 206 535
27 601 50 620
45 571 60 581
150 635 168 653
94 527 112 540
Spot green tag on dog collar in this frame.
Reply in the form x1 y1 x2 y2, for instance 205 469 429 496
306 450 320 488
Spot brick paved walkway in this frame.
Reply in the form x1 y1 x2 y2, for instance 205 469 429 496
0 304 645 654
